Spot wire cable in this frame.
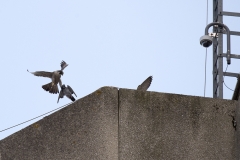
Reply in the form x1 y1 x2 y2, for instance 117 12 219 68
0 102 73 132
206 0 208 25
204 0 208 97
204 49 207 97
223 65 234 91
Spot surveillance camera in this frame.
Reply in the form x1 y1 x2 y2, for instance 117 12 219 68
200 35 213 48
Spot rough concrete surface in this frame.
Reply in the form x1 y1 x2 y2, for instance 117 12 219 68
236 97 240 159
119 89 237 160
0 87 118 160
0 87 238 160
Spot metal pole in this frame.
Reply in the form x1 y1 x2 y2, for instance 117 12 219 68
218 0 223 99
212 0 224 98
213 0 218 98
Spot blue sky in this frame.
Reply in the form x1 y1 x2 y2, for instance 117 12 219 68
0 1 239 140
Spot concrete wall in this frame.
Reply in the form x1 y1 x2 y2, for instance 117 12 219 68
0 87 118 160
0 87 238 160
119 89 237 160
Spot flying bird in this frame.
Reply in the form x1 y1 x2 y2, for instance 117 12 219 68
27 60 68 94
57 84 77 103
137 76 153 91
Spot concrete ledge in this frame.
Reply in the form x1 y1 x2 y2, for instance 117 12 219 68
0 87 238 160
0 87 118 160
119 89 237 160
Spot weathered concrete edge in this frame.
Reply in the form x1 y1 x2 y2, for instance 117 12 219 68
118 88 238 160
1 87 237 142
0 86 118 140
0 86 119 159
0 87 239 159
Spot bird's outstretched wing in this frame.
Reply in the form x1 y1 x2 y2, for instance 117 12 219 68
60 60 68 71
137 76 153 91
57 89 64 103
27 70 52 78
67 85 77 97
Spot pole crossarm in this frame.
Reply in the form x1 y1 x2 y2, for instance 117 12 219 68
213 70 239 78
223 72 239 78
220 11 240 17
223 30 240 36
220 53 240 59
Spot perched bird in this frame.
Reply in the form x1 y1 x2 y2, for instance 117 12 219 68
57 84 77 103
137 76 153 91
28 60 68 94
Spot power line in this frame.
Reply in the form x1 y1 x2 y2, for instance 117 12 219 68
223 65 234 91
204 49 207 97
0 102 73 133
206 0 208 25
204 0 208 97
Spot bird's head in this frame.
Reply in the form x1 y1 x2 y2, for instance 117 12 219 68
58 70 64 76
61 84 66 89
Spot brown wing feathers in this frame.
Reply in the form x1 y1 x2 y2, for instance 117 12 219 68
137 76 153 91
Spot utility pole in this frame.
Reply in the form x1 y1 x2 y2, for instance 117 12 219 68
212 0 240 98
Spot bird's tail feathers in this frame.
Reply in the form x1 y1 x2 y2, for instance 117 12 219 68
42 83 59 94
42 82 51 92
69 95 75 102
50 84 59 94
